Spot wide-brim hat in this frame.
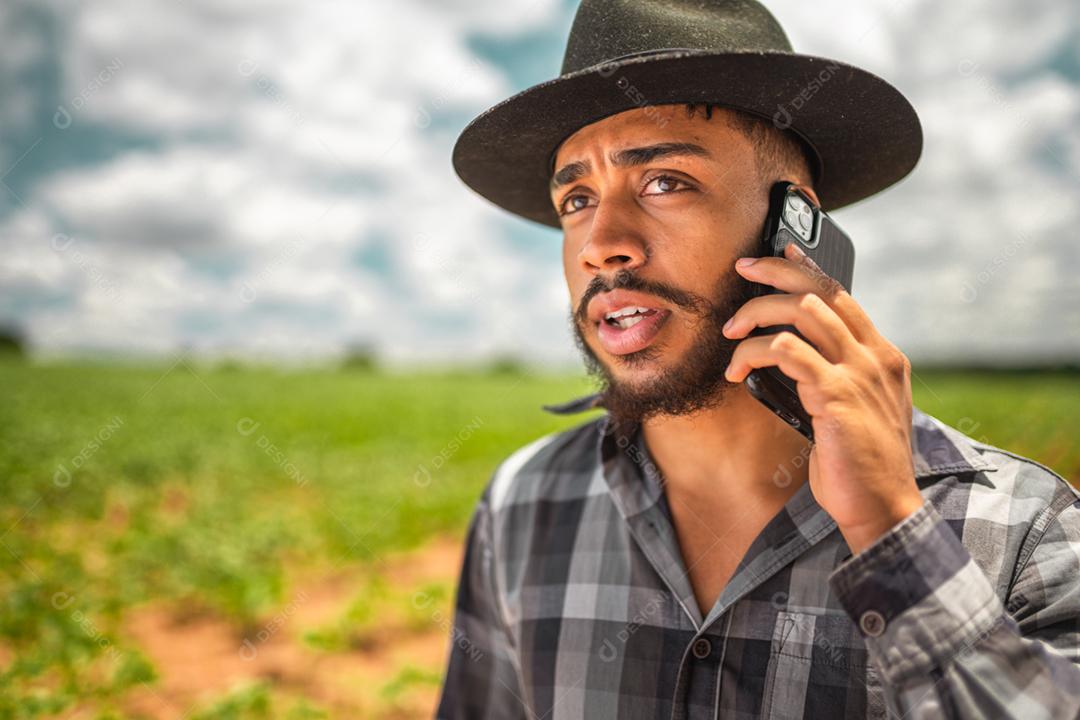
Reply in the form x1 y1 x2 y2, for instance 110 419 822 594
452 0 923 229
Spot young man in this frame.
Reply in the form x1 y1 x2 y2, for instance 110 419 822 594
437 1 1080 718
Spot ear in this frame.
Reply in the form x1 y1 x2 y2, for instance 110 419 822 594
792 183 821 209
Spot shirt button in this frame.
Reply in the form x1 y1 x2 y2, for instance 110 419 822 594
691 637 712 659
859 609 886 637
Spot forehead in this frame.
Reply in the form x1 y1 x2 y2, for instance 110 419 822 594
548 105 751 187
552 105 745 168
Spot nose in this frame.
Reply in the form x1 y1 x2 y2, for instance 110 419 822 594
577 203 649 276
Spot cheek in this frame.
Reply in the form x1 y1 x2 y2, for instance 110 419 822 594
654 236 725 292
562 232 586 262
680 227 749 282
562 240 586 286
565 278 589 315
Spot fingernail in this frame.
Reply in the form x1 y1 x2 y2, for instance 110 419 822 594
723 317 734 333
736 257 757 267
788 242 806 257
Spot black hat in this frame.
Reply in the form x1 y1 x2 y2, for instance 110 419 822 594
451 0 922 229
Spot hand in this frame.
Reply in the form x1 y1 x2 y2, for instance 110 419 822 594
721 241 924 555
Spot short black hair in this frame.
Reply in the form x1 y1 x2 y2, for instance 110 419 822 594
683 103 818 191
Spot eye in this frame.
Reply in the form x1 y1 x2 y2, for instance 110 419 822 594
558 193 595 217
556 174 695 217
642 174 694 196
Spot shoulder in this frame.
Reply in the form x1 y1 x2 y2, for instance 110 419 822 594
482 414 608 515
912 406 1080 582
962 431 1080 540
913 405 1076 505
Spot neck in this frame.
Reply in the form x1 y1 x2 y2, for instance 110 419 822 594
640 384 813 506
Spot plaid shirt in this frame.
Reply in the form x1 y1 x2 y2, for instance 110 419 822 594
435 391 1080 719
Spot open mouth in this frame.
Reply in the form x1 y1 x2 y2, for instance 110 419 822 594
603 306 660 329
597 306 671 355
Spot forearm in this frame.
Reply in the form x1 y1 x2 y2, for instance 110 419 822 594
829 499 1080 719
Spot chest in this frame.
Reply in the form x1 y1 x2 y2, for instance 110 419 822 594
663 491 780 616
505 506 886 720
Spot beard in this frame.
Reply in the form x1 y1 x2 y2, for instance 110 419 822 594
570 248 760 427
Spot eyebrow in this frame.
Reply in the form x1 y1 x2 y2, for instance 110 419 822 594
549 142 712 193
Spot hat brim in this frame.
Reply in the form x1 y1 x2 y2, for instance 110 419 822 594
452 50 922 229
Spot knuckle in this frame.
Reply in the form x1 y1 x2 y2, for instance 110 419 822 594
893 349 911 375
796 292 824 313
878 344 909 378
769 331 799 354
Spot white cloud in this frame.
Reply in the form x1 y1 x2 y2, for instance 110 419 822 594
0 0 1076 366
767 0 1080 362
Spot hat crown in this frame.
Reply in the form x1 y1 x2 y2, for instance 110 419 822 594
561 0 794 76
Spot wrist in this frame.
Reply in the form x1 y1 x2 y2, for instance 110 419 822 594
839 492 925 556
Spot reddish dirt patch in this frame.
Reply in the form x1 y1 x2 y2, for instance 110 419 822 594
116 534 465 718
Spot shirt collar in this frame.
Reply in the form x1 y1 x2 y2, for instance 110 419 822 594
541 390 999 480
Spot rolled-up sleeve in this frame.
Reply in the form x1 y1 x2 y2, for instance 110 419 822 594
435 493 529 719
828 494 1080 720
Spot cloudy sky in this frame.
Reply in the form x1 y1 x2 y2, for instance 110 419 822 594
0 0 1077 366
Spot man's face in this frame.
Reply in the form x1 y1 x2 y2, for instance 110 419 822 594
551 105 773 424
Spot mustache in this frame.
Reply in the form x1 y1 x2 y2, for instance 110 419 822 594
574 268 710 326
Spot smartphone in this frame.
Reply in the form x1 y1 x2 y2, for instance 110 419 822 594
743 181 855 442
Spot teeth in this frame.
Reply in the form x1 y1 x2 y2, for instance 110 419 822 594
605 305 652 321
616 315 645 329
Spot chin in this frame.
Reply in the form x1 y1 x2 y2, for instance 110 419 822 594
594 340 683 388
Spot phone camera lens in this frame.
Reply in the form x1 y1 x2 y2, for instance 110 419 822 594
783 208 799 229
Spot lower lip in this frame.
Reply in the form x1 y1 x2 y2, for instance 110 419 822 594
596 309 671 355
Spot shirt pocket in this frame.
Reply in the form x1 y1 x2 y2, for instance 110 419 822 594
760 610 887 720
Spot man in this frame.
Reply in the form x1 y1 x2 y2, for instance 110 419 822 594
437 1 1080 718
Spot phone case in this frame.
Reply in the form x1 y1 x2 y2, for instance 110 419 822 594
745 181 855 441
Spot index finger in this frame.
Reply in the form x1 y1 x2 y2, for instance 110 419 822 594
784 241 878 344
735 242 876 344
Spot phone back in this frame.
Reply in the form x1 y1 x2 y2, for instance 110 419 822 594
762 202 854 293
746 182 856 440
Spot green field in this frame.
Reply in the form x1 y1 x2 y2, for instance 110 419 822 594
0 358 1077 718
